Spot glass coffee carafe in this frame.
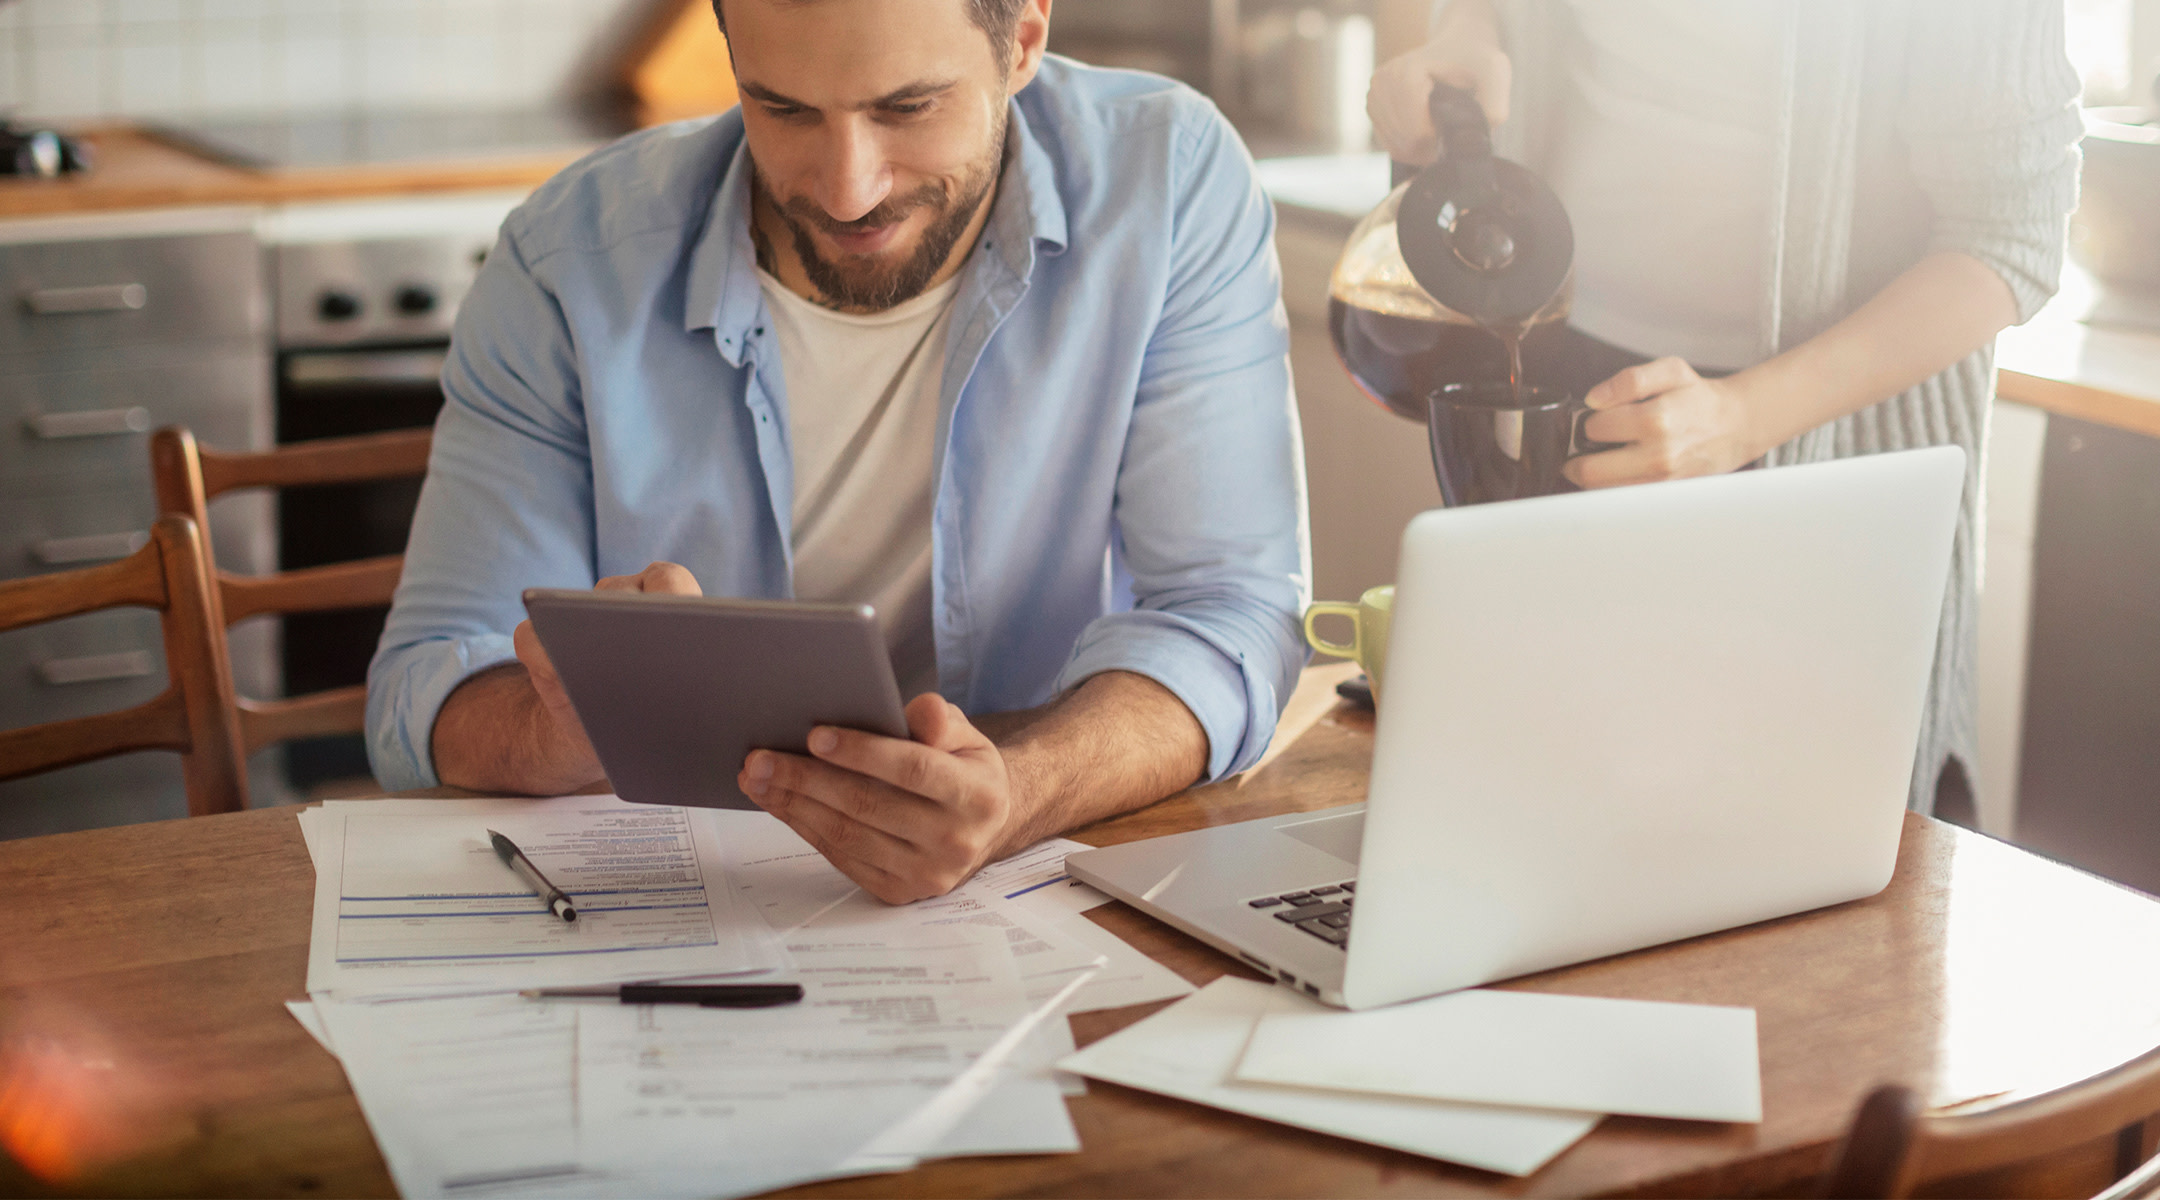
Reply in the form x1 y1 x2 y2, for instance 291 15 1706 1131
1326 84 1575 425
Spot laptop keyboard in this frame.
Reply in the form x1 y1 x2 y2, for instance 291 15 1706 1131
1247 881 1355 948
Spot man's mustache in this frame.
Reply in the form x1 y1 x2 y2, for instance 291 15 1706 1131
779 181 946 240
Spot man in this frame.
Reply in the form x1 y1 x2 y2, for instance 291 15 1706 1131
367 0 1309 902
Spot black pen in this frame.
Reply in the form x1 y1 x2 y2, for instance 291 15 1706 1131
521 983 805 1008
487 829 577 922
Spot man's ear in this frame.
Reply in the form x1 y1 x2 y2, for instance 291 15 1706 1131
1006 0 1052 95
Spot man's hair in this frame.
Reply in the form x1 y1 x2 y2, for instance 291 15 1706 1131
710 0 1030 68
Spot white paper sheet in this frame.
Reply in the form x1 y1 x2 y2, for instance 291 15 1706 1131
578 926 1072 1193
1236 987 1763 1123
1058 978 1601 1177
711 810 1188 1016
305 796 780 998
286 1000 333 1053
953 837 1112 917
314 993 611 1199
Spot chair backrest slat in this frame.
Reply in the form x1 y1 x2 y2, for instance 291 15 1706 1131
237 688 369 756
0 516 246 816
0 549 165 629
0 692 192 782
219 556 406 625
151 426 433 767
197 430 432 498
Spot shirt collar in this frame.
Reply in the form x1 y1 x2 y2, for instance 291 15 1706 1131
684 95 1069 364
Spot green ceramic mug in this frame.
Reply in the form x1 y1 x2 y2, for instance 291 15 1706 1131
1302 585 1395 700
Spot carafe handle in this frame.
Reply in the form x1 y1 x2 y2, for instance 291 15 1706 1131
1429 83 1494 166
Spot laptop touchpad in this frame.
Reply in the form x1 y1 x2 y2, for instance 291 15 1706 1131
1277 810 1364 865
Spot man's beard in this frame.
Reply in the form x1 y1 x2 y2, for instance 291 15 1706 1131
753 115 1006 313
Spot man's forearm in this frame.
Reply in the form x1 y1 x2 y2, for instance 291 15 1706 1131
990 670 1210 855
431 663 596 795
1738 252 2020 458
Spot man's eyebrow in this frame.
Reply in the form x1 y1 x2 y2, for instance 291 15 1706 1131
736 78 959 110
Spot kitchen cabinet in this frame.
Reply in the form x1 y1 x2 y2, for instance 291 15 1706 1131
0 207 278 840
2012 414 2160 895
1272 175 1440 608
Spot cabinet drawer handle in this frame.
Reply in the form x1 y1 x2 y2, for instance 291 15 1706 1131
24 283 148 316
26 407 153 439
38 650 157 686
34 530 150 564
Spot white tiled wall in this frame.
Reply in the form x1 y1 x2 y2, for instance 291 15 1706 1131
0 0 651 122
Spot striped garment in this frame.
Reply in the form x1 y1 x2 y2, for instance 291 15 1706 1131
1481 0 2084 811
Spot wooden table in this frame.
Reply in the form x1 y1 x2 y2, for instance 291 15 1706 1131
6 667 2160 1198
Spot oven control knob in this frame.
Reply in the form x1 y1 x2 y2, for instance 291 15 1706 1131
317 290 362 321
393 284 439 317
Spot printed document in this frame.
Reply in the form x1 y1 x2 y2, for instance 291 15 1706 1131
305 795 779 997
710 810 1191 1015
578 925 1075 1195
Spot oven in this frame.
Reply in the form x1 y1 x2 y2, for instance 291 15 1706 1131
263 192 524 791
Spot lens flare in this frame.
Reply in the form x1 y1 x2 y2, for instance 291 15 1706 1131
0 1014 173 1185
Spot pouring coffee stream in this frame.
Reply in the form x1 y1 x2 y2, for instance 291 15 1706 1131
1327 84 1579 502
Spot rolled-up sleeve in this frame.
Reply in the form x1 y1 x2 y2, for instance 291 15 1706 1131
1898 0 2083 323
366 221 600 790
1054 103 1312 781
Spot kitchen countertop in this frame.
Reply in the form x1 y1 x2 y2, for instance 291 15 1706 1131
0 126 582 220
1995 263 2160 439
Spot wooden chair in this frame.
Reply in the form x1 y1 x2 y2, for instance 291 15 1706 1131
1824 1045 2160 1199
0 515 247 815
149 426 433 762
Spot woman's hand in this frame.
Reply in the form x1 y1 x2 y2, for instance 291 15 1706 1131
1367 0 1509 164
1565 358 1764 488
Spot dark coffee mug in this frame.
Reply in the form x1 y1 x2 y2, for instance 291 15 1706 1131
1426 383 1621 507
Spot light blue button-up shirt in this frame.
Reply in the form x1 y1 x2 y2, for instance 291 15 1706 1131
366 57 1311 791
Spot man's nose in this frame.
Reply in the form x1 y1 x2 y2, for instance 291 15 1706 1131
814 119 892 224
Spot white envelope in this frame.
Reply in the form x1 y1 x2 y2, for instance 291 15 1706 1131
1235 988 1762 1123
1058 978 1599 1177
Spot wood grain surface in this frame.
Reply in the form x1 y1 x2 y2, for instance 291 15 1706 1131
0 127 573 219
4 667 2160 1198
0 515 246 816
150 426 431 758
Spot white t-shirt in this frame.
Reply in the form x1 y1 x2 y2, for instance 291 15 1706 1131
757 269 959 700
1547 0 1781 371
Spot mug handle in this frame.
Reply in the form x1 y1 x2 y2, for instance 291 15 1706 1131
1570 403 1628 456
1303 602 1363 660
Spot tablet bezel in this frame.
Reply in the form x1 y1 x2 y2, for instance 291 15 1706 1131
521 589 911 810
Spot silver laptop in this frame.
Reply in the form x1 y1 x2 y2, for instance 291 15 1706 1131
1067 446 1965 1010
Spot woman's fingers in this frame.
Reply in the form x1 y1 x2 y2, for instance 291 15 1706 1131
1586 357 1699 410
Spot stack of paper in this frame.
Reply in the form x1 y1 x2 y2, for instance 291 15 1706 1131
292 795 1195 1199
1059 978 1762 1178
300 796 784 998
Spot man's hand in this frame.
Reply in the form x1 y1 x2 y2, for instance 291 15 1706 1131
1565 357 1763 489
1366 0 1508 165
740 694 1013 905
434 561 701 795
741 670 1207 905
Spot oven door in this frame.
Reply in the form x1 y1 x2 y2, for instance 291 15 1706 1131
276 345 445 792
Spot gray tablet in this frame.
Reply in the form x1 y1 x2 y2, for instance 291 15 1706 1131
521 589 910 811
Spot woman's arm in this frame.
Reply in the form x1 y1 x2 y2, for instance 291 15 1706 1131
1565 0 2081 489
1366 0 1508 162
1565 251 2017 488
